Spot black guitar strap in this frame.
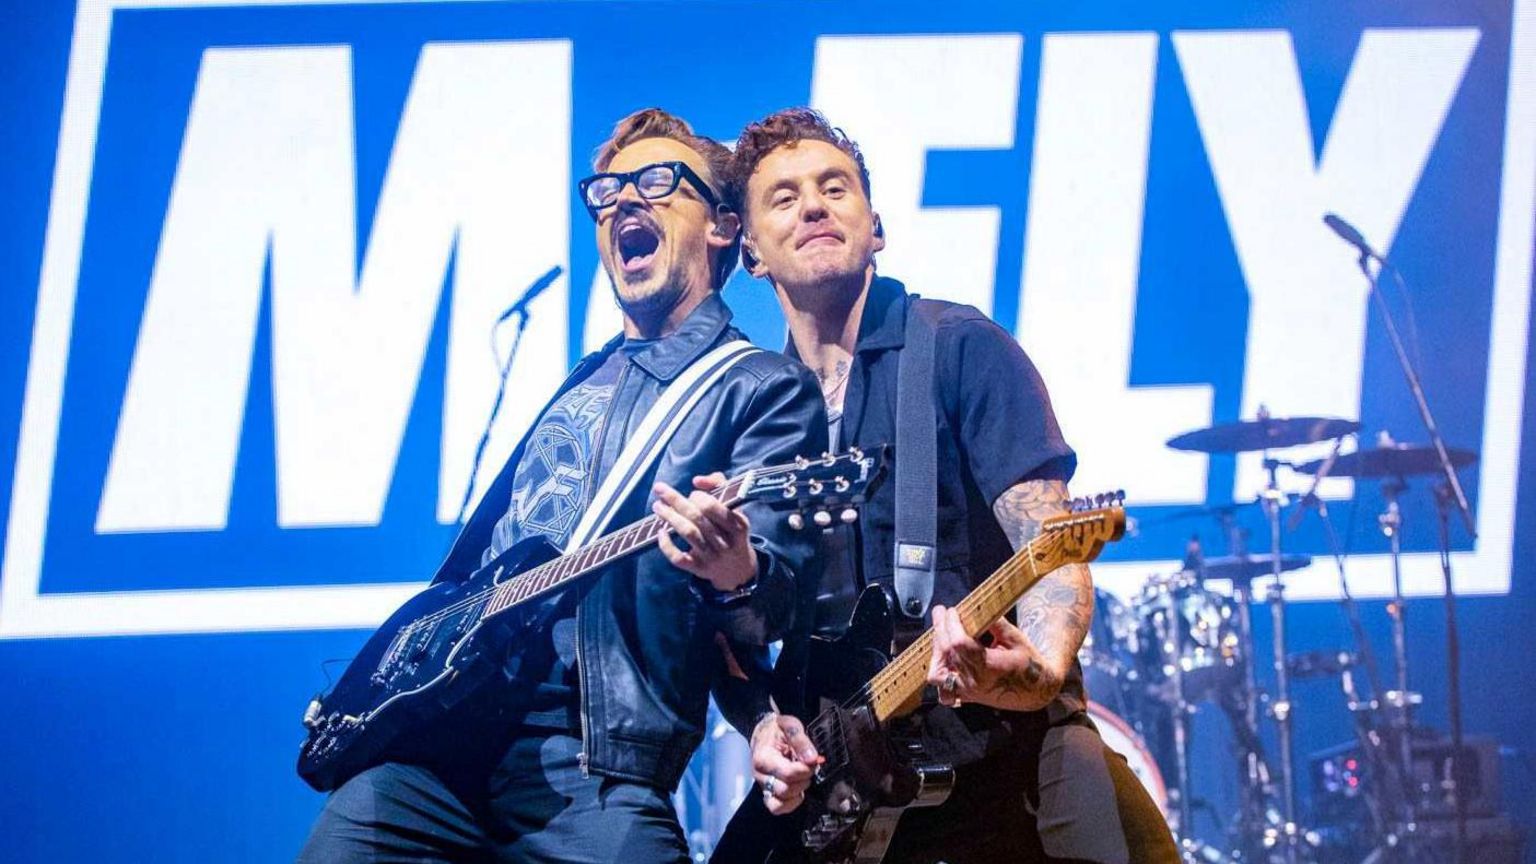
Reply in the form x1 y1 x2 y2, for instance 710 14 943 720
893 297 942 619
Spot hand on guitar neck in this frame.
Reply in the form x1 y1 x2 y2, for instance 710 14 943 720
927 606 1059 713
652 472 759 593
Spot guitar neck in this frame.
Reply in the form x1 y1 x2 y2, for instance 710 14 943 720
476 477 747 622
859 518 1106 723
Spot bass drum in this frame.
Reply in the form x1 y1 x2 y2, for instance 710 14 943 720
1087 700 1170 821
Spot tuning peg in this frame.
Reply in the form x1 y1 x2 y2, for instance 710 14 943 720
1115 489 1126 505
788 513 805 531
813 510 833 528
840 508 858 524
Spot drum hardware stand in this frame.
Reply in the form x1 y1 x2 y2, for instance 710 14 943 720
1259 454 1301 864
1149 598 1198 841
1377 471 1427 851
1433 482 1468 864
1289 453 1418 860
1211 508 1269 863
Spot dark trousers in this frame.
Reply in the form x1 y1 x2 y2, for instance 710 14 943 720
297 732 689 864
713 712 1180 864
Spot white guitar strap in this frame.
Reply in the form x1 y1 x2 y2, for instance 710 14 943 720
563 339 760 552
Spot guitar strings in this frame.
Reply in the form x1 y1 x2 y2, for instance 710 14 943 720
392 456 846 634
834 530 1066 715
833 509 1114 718
400 478 745 633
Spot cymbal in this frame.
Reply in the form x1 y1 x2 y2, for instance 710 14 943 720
1295 444 1478 479
1136 500 1255 528
1187 553 1313 582
1167 417 1361 454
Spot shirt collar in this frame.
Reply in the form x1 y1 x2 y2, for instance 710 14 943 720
618 291 735 382
783 275 909 360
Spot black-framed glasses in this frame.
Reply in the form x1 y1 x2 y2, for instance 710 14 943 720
578 161 722 220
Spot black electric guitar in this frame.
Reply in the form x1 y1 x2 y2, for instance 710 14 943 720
771 494 1127 864
297 448 887 793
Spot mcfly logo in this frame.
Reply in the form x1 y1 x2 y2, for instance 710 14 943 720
2 0 1530 637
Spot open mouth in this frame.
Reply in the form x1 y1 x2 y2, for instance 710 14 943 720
616 219 662 274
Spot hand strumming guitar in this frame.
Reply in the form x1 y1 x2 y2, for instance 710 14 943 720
749 712 821 814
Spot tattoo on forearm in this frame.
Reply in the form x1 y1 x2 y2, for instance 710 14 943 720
992 480 1095 698
988 657 1045 699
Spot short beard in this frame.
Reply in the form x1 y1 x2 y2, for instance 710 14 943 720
612 267 688 333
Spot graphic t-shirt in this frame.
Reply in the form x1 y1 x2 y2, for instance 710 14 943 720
480 342 639 729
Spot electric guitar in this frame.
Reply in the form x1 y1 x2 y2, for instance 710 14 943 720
773 494 1127 864
297 448 887 793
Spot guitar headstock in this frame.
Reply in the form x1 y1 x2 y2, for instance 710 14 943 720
739 445 889 530
1034 490 1127 570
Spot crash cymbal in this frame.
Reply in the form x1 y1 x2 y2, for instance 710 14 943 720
1167 417 1361 454
1295 443 1478 479
1188 553 1313 583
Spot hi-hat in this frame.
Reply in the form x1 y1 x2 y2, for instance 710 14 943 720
1295 443 1477 479
1188 553 1313 583
1167 417 1361 454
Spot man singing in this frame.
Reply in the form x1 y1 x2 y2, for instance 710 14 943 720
714 108 1178 864
298 108 826 863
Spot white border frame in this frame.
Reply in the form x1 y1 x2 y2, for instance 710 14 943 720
2 0 1532 637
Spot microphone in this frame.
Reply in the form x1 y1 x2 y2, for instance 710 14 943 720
1322 213 1382 261
495 265 564 325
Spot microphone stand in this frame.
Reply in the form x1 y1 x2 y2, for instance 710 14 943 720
1352 250 1472 864
455 266 561 524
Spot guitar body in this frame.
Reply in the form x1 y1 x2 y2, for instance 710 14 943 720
751 497 1126 864
295 448 890 796
765 586 955 864
297 536 562 792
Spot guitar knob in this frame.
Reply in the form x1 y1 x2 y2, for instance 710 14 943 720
788 513 805 531
813 510 833 528
303 698 323 729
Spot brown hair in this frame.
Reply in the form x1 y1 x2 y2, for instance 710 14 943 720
592 108 738 290
726 107 872 217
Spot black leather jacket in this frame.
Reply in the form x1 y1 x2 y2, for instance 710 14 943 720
430 293 827 790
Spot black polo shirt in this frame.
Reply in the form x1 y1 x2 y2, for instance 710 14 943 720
790 275 1077 632
788 278 1085 756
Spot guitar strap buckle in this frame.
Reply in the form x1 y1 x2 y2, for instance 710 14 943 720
893 542 935 619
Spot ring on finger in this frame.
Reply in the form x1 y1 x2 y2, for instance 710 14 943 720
943 672 960 694
763 776 776 795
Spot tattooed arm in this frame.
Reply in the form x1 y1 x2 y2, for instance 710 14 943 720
927 478 1093 712
990 478 1093 707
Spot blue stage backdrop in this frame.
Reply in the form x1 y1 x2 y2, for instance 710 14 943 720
2 0 1533 860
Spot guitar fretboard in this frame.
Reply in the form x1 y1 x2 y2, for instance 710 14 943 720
477 476 747 622
854 509 1116 723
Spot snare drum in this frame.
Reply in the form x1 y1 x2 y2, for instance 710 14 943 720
1088 700 1170 820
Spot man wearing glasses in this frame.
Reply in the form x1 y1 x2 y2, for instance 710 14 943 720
712 108 1178 864
298 108 826 863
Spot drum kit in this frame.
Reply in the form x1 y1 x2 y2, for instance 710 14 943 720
1082 409 1482 864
